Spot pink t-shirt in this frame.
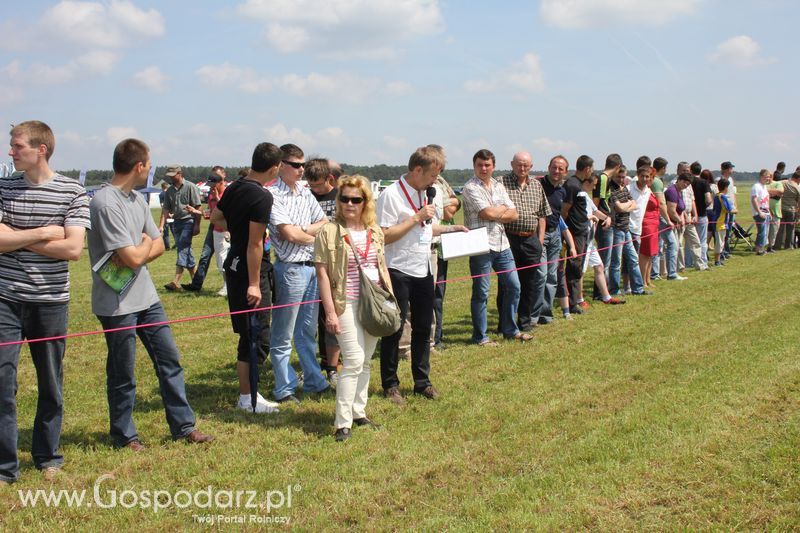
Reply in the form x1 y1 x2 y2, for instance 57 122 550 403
346 229 379 301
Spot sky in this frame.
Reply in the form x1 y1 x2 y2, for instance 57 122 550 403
0 0 797 173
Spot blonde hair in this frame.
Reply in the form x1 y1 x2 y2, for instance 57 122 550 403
335 174 376 227
10 120 55 161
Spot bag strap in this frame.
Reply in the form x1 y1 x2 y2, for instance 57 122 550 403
343 228 364 271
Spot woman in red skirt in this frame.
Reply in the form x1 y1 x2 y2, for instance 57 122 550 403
637 165 660 289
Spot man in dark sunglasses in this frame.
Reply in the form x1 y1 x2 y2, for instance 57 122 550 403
267 144 330 404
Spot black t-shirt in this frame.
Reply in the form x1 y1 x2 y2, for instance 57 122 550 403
691 177 710 215
541 175 567 232
217 178 273 278
593 172 611 214
312 187 337 219
564 175 589 232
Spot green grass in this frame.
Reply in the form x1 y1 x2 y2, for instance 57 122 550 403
1 206 799 531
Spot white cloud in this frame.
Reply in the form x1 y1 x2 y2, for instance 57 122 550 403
0 1 163 98
540 0 702 29
237 0 444 58
531 137 578 154
195 63 408 103
133 66 168 92
709 35 774 68
465 53 545 94
383 136 408 149
106 127 139 145
41 0 165 49
706 137 736 151
264 123 351 151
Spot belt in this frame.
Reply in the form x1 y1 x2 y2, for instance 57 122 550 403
507 230 536 237
287 261 314 267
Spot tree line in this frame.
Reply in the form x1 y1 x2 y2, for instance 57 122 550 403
58 165 763 188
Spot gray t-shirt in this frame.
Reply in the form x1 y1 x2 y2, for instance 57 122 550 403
162 180 201 221
88 184 161 316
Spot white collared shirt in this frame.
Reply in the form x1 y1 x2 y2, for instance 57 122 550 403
268 178 326 262
376 175 438 278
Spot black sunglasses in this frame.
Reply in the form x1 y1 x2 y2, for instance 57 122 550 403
282 160 305 169
339 195 365 205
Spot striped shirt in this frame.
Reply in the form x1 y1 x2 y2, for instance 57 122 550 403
345 229 379 301
268 178 326 262
0 173 90 303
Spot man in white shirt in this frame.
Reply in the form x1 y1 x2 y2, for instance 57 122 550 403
268 143 329 403
376 147 467 404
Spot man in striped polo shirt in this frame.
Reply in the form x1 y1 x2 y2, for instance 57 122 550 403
268 144 330 403
0 121 90 483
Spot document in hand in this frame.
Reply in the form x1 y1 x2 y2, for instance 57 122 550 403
441 227 490 260
92 251 136 294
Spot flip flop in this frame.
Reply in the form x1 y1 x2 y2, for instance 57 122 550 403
477 338 499 347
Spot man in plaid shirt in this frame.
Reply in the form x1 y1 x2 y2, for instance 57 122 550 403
501 151 551 332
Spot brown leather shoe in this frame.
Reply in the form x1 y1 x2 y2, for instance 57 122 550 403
125 439 145 452
185 429 214 444
384 386 406 406
414 385 440 400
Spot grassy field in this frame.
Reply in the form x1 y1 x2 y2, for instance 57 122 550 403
1 199 799 530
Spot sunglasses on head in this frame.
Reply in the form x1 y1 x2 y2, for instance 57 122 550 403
339 195 365 205
282 160 305 169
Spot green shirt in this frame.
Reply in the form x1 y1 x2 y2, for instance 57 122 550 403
650 176 665 194
768 180 784 218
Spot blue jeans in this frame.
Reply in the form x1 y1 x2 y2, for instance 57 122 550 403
696 216 709 268
469 248 521 343
755 214 770 248
609 229 645 295
172 218 196 269
188 225 215 288
659 221 678 279
97 303 196 446
270 261 327 399
538 229 561 323
0 299 67 482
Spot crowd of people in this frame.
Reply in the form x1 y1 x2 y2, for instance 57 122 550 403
2 120 798 483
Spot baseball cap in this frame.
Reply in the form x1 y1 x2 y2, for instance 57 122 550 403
721 161 735 170
165 165 182 177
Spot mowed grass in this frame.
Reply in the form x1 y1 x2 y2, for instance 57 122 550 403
1 201 799 530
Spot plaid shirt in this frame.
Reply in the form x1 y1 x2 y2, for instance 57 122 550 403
501 174 552 235
462 176 515 252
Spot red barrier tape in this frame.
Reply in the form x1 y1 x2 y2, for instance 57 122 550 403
0 219 788 347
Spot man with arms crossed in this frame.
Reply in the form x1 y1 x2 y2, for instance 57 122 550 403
89 139 213 449
502 151 551 332
268 144 330 403
0 121 89 483
462 149 527 344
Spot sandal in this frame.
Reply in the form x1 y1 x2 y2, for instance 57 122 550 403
477 338 499 347
510 332 533 342
164 282 180 291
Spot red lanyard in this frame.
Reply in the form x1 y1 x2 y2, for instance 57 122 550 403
398 178 426 228
344 230 372 262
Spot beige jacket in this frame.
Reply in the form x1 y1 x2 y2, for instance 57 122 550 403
314 222 391 316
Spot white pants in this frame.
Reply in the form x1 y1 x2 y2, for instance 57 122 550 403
213 231 230 273
334 303 378 429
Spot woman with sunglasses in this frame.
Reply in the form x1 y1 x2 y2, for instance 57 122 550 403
314 175 393 442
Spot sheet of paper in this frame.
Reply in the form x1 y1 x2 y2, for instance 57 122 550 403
441 227 490 260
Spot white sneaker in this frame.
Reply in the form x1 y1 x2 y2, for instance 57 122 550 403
327 370 339 389
217 284 228 297
237 393 279 414
670 275 688 281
